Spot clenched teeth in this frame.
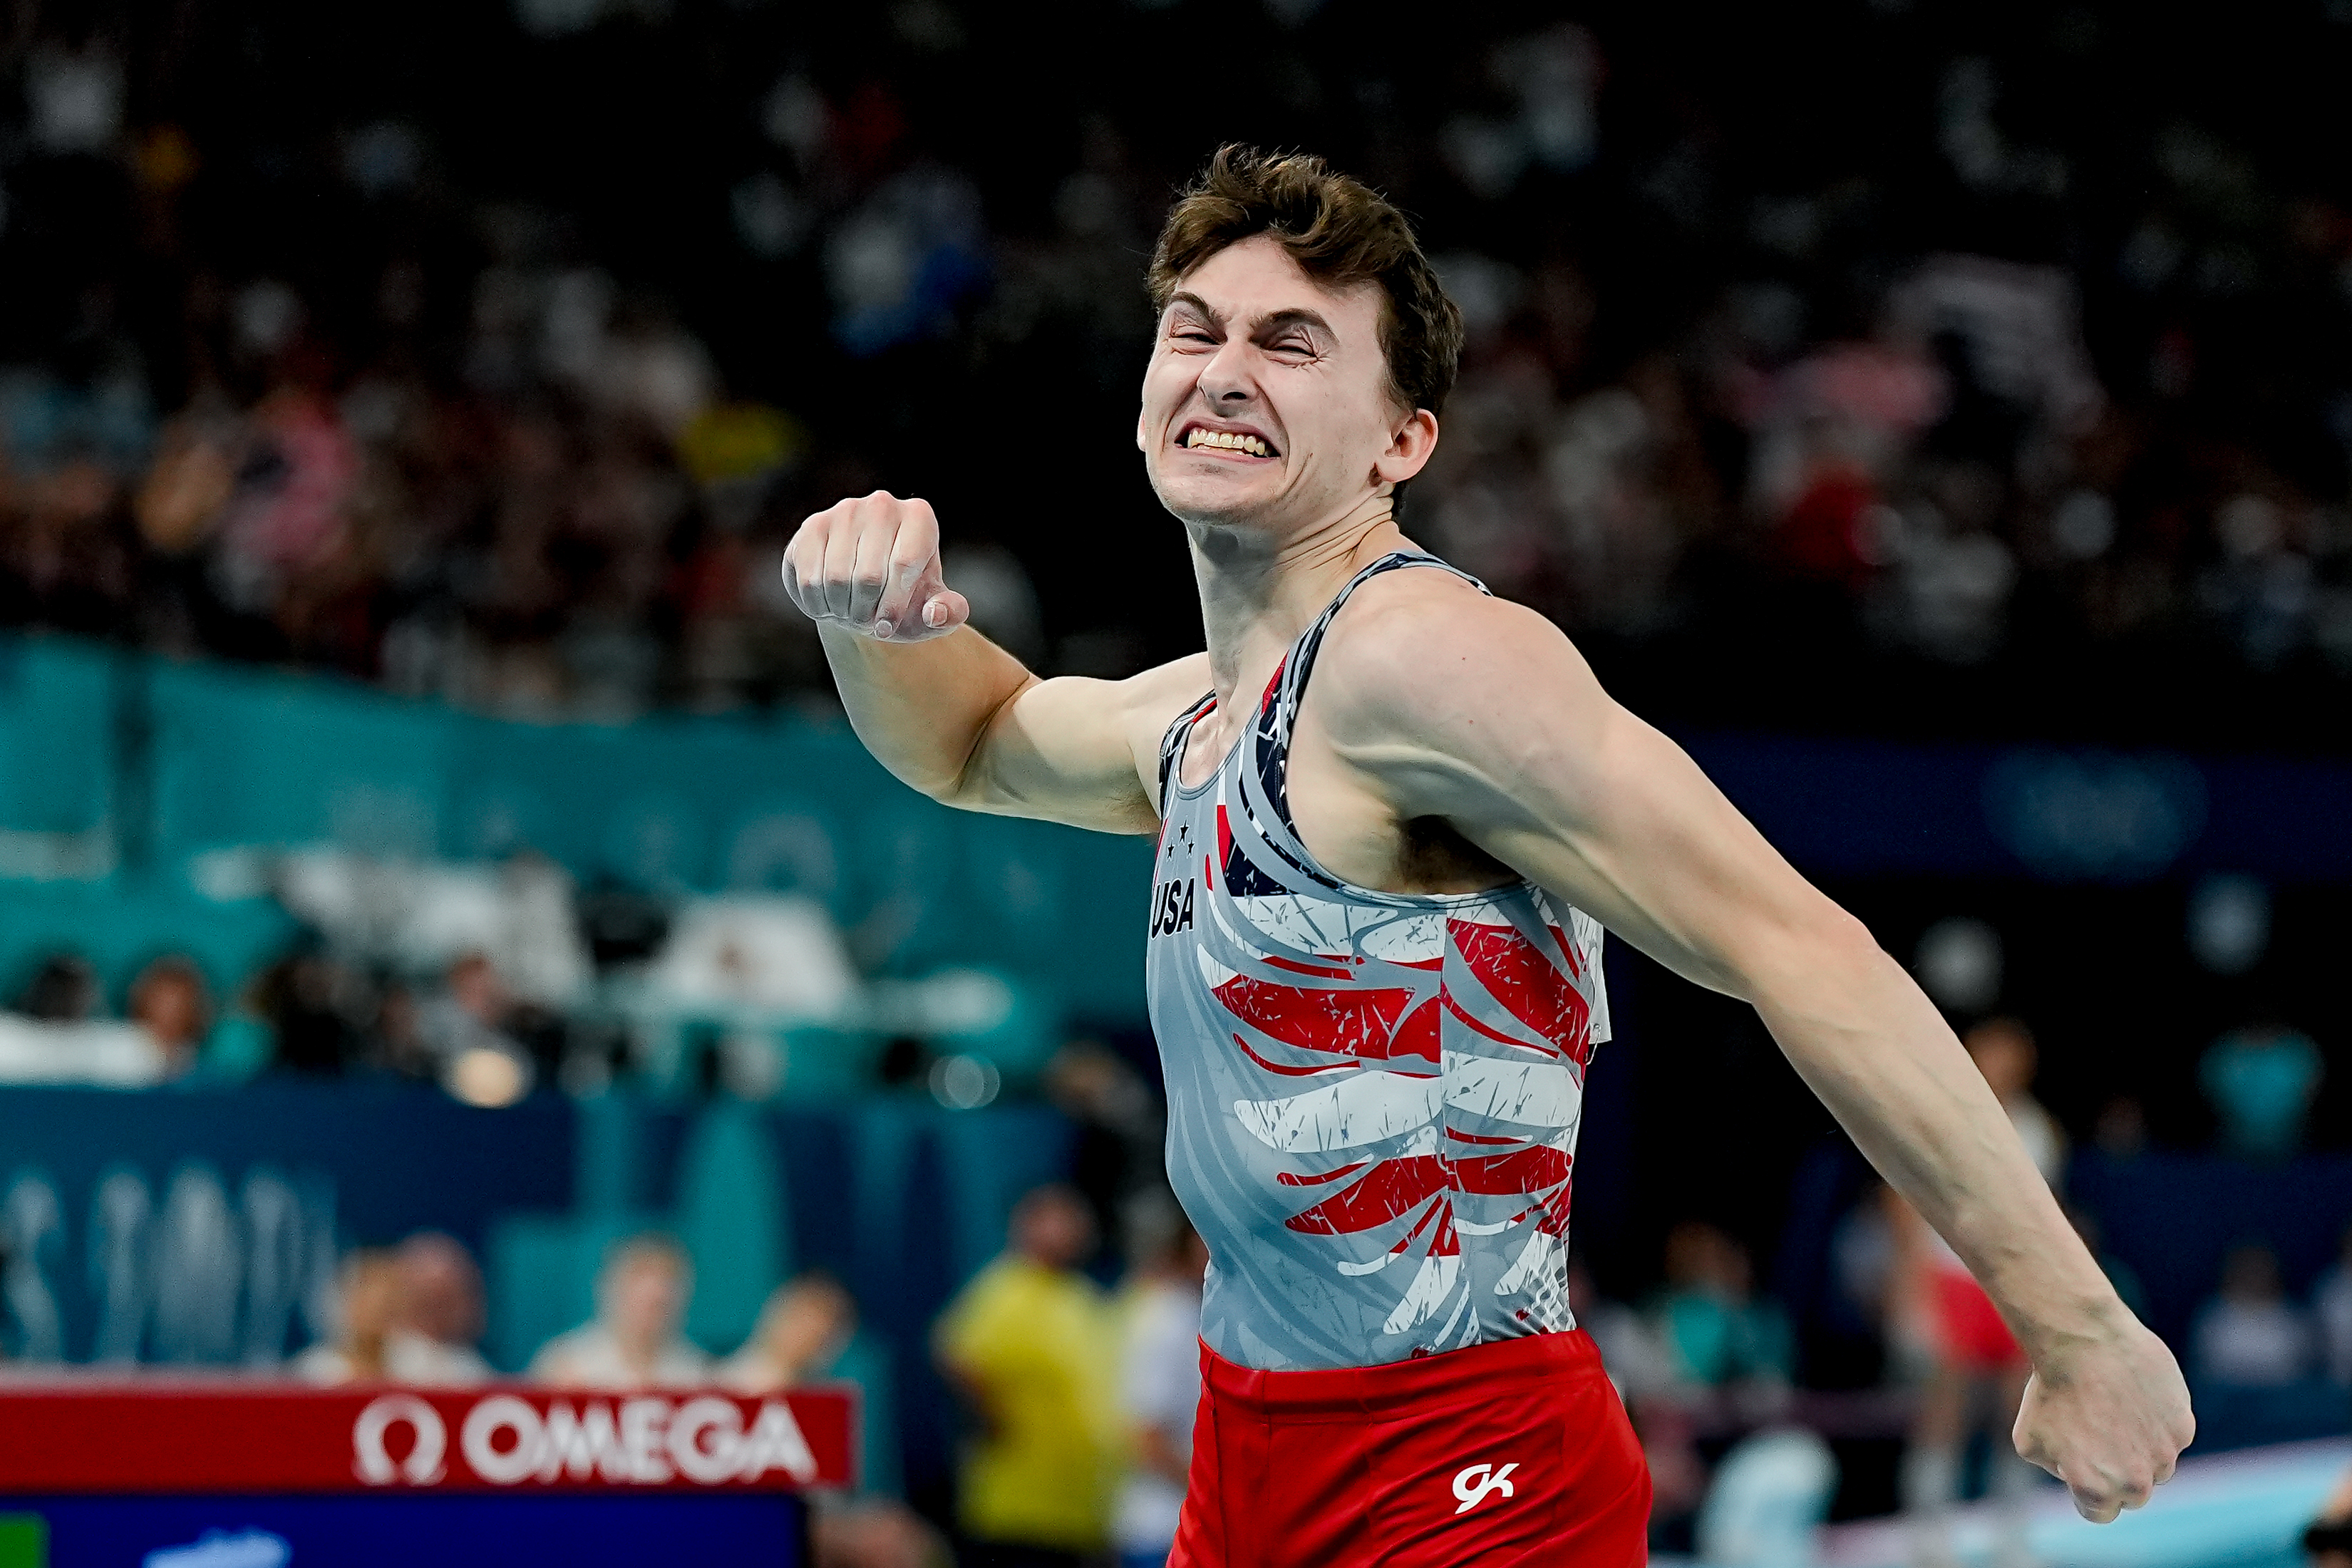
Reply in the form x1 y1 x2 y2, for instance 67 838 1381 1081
1184 428 1272 457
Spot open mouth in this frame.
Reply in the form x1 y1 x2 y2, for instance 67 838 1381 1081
1178 423 1278 459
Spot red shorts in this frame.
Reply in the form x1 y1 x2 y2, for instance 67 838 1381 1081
1170 1329 1651 1568
1931 1268 2023 1371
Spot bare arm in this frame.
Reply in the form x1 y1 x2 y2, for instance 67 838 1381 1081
1310 578 2192 1521
782 491 1204 833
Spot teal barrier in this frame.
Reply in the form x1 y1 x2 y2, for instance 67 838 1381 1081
0 637 111 835
0 636 1153 1021
150 659 458 859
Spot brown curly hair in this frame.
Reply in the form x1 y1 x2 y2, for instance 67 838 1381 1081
1147 145 1464 417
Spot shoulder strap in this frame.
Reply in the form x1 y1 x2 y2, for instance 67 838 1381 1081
1237 552 1490 867
1156 691 1218 810
1269 552 1489 748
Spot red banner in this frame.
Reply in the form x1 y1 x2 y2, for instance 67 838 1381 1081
0 1383 857 1495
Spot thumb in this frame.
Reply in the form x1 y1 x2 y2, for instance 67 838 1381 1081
920 588 970 632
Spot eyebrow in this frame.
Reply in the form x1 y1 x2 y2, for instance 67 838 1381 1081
1166 292 1338 341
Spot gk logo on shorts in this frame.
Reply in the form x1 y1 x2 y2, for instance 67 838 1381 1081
1451 1460 1518 1515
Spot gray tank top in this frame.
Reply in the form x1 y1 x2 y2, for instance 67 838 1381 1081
1144 552 1611 1371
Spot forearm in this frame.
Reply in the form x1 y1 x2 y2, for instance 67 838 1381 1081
1755 932 2123 1363
818 623 1035 803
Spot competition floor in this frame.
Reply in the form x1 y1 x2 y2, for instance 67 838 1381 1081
1798 1438 2341 1568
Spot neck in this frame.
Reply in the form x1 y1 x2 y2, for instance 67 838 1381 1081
1185 491 1407 711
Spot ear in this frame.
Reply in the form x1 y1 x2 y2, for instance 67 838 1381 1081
1372 408 1440 488
1136 400 1149 453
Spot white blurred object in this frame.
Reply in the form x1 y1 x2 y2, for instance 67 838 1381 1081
26 43 123 154
2187 874 2270 975
491 857 596 1006
929 1053 1001 1110
1887 255 2104 437
187 846 272 902
1433 252 1525 339
942 543 1045 665
761 75 830 161
0 1016 165 1087
2051 489 2117 559
141 1529 292 1568
869 967 1016 1036
532 267 716 435
718 1032 787 1100
1892 520 2018 665
151 1165 242 1363
443 1046 532 1109
2 1173 66 1361
593 324 716 436
1914 917 2003 1013
272 848 592 1006
1697 1427 1839 1568
645 894 857 1020
1504 23 1599 172
232 281 305 357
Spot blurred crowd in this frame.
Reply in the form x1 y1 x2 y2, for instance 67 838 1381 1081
4 199 829 720
0 6 2347 737
267 1187 1202 1568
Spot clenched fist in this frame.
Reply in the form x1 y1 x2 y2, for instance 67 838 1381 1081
2014 1312 2194 1522
781 490 971 642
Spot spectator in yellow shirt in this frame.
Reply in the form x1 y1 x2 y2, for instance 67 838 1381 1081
936 1184 1122 1568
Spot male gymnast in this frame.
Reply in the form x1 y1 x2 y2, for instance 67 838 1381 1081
780 145 2192 1566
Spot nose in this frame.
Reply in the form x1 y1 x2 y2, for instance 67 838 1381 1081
1197 336 1259 407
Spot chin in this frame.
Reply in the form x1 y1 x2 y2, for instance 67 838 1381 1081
1149 467 1279 527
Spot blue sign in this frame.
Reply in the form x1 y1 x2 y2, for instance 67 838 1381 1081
0 1083 572 1365
8 1495 803 1567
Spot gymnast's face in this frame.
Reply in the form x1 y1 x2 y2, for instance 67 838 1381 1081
1138 234 1437 537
